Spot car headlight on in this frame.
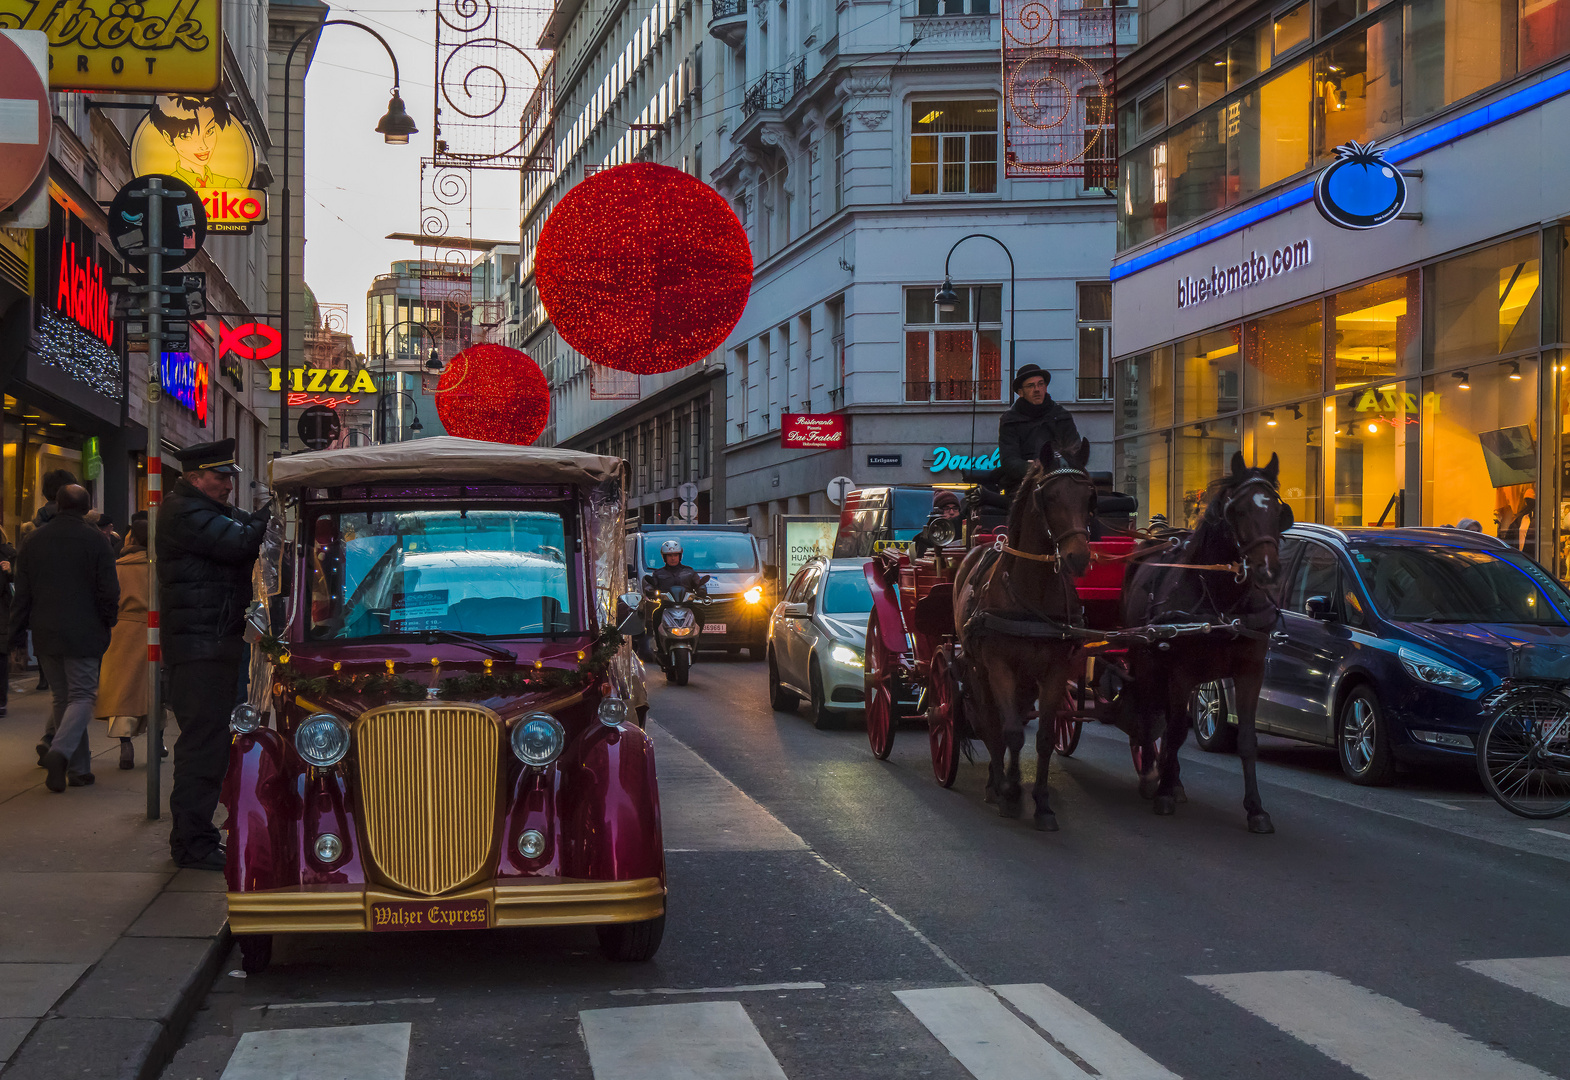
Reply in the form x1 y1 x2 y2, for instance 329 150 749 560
229 703 261 734
831 645 864 668
295 713 350 767
1398 647 1481 692
599 696 629 728
511 712 566 766
744 586 763 604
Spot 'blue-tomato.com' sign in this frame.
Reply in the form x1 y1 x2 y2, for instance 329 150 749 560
161 351 209 426
1314 141 1407 230
928 446 1000 473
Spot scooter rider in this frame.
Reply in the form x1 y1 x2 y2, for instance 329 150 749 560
645 538 708 597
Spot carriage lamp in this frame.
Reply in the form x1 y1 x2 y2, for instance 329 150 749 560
599 697 629 728
512 713 566 766
314 833 344 864
831 645 864 668
743 585 763 604
296 713 351 767
229 703 261 734
517 830 546 859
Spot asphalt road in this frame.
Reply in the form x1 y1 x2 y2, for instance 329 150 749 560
163 656 1570 1080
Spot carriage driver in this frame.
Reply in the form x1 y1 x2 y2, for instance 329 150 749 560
645 538 708 597
997 364 1082 491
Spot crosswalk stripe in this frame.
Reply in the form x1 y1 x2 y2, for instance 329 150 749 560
218 1021 411 1080
1460 957 1570 1009
1191 970 1555 1080
994 983 1181 1080
579 1000 788 1080
895 986 1087 1080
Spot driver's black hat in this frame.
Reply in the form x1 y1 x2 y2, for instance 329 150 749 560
1010 364 1051 395
175 439 239 475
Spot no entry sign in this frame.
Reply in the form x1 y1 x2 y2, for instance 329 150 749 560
0 33 49 213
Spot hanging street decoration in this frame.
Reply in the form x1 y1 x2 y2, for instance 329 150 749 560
1314 141 1408 230
435 343 549 446
534 162 752 376
131 95 268 233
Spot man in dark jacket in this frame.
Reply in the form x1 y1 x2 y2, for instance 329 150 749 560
644 538 707 595
9 485 119 792
158 440 270 869
997 364 1083 491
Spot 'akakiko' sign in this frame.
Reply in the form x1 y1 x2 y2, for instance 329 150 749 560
1176 239 1312 309
928 446 999 473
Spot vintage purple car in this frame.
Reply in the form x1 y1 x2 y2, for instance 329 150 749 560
221 438 661 972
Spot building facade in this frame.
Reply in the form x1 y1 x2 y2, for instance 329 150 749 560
1111 0 1570 576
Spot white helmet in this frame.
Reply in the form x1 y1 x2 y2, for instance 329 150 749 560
660 538 683 556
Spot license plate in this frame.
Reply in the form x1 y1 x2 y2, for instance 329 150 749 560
702 623 727 634
370 898 490 932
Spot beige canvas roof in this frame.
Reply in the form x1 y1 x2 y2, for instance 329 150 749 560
269 436 623 491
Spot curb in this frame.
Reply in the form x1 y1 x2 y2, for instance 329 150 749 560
138 924 232 1080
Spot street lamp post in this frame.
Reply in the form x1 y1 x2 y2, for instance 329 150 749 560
936 233 1017 390
279 19 417 454
369 319 439 443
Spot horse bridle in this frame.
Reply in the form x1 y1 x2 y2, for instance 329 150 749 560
994 465 1095 567
1217 475 1283 585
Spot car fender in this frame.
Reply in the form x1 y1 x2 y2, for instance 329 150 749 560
223 728 303 892
559 724 665 885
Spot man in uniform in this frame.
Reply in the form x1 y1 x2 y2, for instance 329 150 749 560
997 364 1083 491
158 440 270 870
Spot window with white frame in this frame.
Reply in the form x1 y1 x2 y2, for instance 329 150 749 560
832 121 847 211
1077 281 1111 400
903 285 1003 402
910 100 998 196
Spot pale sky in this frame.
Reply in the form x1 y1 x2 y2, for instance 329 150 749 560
301 2 524 354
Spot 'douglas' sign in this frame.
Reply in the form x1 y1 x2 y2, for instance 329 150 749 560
781 413 847 450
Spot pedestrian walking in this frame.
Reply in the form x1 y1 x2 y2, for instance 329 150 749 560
95 518 152 769
158 440 270 870
8 485 119 792
0 526 15 719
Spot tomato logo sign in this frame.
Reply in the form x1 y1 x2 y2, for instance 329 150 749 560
1314 141 1407 230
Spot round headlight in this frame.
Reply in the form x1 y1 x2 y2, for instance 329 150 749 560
295 713 350 767
511 712 565 767
314 833 343 864
517 829 546 858
229 703 260 734
598 697 629 728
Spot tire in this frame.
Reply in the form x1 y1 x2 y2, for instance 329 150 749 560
747 645 763 661
1191 681 1237 753
810 661 837 730
597 915 665 962
864 616 897 760
1476 690 1570 819
238 934 273 974
727 646 741 657
928 648 961 787
1338 684 1395 786
673 651 689 686
768 649 800 712
635 705 649 729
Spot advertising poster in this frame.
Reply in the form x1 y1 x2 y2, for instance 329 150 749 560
131 94 267 233
780 517 838 591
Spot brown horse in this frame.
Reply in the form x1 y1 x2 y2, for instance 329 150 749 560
952 439 1095 831
1119 452 1291 834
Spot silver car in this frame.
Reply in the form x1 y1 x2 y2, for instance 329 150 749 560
767 557 875 728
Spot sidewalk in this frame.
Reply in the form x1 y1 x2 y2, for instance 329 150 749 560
0 685 229 1080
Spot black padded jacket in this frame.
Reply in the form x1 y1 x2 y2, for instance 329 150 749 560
156 480 271 666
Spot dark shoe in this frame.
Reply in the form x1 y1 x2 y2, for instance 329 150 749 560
119 741 134 770
177 847 226 871
35 740 49 768
42 750 67 793
0 706 8 717
67 772 94 787
160 743 169 759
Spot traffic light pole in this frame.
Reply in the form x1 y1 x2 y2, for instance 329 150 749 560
142 179 166 822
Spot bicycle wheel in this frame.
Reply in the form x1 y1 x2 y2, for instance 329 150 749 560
1476 690 1570 819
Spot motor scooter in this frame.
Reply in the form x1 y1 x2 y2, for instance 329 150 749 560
645 578 710 685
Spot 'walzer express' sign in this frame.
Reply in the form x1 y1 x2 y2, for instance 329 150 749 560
1 0 222 93
1315 141 1408 230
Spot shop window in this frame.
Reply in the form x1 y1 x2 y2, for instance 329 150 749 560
1250 403 1321 523
1274 2 1312 56
1118 99 1139 154
1119 141 1168 248
1422 360 1538 547
1227 59 1313 205
1168 47 1228 125
1426 235 1540 369
1165 106 1229 231
1077 283 1112 399
1228 22 1272 89
1522 0 1570 67
910 100 999 196
903 286 1004 401
1116 432 1172 527
1139 87 1166 141
1178 327 1241 422
1177 415 1242 526
1245 301 1323 408
1405 0 1518 123
1332 272 1419 390
1313 10 1403 162
1327 380 1418 526
1115 346 1176 435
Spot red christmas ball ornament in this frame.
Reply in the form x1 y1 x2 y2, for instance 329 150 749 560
435 344 550 446
535 162 753 376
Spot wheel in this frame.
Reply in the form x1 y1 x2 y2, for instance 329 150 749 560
747 645 763 661
865 616 897 760
1191 681 1237 753
597 915 665 961
1053 712 1083 756
635 705 649 729
237 934 272 974
767 649 800 712
1338 684 1395 786
809 661 837 730
928 648 961 787
1476 690 1570 819
673 651 689 686
727 646 741 657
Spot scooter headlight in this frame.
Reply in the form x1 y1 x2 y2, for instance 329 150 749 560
511 712 566 766
295 713 350 767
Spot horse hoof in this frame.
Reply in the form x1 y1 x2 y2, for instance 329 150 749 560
1138 777 1158 800
1174 785 1188 804
1248 813 1275 834
1000 797 1023 819
1153 795 1176 816
1034 812 1059 832
983 788 998 805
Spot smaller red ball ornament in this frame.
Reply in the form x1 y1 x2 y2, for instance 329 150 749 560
435 344 550 446
535 162 753 376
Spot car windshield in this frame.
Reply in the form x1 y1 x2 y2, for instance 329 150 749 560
306 507 576 639
643 534 758 572
1348 544 1570 625
821 569 874 615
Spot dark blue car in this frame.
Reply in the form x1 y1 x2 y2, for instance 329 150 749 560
1189 524 1570 785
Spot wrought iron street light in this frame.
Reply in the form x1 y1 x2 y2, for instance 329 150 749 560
937 233 1017 388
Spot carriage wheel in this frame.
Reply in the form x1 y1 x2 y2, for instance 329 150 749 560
864 616 897 760
928 648 962 787
1054 682 1083 757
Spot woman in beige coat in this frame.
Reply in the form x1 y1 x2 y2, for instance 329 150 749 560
95 518 149 769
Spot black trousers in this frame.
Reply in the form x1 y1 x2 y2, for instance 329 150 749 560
169 657 242 860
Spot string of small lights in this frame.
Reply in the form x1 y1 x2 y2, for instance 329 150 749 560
433 342 551 445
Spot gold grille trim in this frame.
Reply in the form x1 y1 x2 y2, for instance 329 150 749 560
355 702 501 897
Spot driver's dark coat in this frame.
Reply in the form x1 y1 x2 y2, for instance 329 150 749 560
998 397 1082 491
156 479 271 666
647 563 706 595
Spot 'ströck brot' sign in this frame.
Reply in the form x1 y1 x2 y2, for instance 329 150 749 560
1176 240 1312 309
